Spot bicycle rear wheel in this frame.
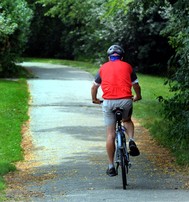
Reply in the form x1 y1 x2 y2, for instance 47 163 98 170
120 149 127 189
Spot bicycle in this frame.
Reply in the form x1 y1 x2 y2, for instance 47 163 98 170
113 107 131 190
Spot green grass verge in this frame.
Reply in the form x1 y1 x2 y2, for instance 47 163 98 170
132 74 172 125
133 74 189 165
0 79 29 191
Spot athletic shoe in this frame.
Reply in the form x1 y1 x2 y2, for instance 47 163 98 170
129 140 140 156
106 167 117 177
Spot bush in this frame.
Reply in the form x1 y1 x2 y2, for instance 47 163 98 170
0 0 33 77
160 0 189 164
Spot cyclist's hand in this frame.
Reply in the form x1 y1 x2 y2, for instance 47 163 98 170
92 99 102 104
133 96 142 102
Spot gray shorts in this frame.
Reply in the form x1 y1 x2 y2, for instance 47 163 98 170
102 99 133 126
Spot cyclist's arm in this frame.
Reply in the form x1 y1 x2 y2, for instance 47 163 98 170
132 82 142 102
91 72 102 104
131 68 142 102
91 83 101 104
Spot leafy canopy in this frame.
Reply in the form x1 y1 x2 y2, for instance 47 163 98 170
0 0 33 77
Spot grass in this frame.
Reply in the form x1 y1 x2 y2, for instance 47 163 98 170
0 79 29 191
131 74 189 165
132 74 172 126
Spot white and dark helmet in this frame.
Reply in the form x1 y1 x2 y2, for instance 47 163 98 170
107 45 125 57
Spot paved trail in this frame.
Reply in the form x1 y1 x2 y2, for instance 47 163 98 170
4 62 189 201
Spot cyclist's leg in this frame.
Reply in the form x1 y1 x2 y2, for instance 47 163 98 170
121 99 140 156
118 99 134 139
123 119 140 156
102 100 117 175
123 119 134 139
106 124 116 165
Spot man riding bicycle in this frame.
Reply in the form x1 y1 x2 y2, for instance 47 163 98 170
91 45 142 177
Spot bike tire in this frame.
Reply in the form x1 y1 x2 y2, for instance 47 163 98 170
120 149 127 189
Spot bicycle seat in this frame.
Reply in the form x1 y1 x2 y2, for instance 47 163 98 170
113 107 123 121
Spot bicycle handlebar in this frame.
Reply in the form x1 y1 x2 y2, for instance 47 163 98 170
92 99 103 104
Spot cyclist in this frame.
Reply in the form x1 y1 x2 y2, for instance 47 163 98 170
91 45 142 177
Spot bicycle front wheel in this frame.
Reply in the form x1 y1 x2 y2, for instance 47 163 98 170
120 149 127 189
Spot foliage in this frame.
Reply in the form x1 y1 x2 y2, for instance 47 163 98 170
101 0 174 74
160 0 189 155
24 1 67 59
34 0 174 74
0 0 33 77
34 0 110 61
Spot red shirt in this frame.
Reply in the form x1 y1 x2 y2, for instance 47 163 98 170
95 60 137 99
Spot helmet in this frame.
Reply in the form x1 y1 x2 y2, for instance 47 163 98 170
107 45 125 57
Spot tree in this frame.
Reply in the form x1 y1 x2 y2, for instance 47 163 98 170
0 0 33 77
35 0 109 61
161 0 189 153
24 1 66 59
101 0 174 74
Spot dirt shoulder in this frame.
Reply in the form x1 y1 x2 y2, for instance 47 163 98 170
134 119 189 189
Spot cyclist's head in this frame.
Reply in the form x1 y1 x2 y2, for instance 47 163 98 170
107 45 125 57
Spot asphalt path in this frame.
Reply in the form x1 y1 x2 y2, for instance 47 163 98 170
5 62 189 201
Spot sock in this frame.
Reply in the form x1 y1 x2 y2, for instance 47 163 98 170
109 164 114 169
129 138 135 142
